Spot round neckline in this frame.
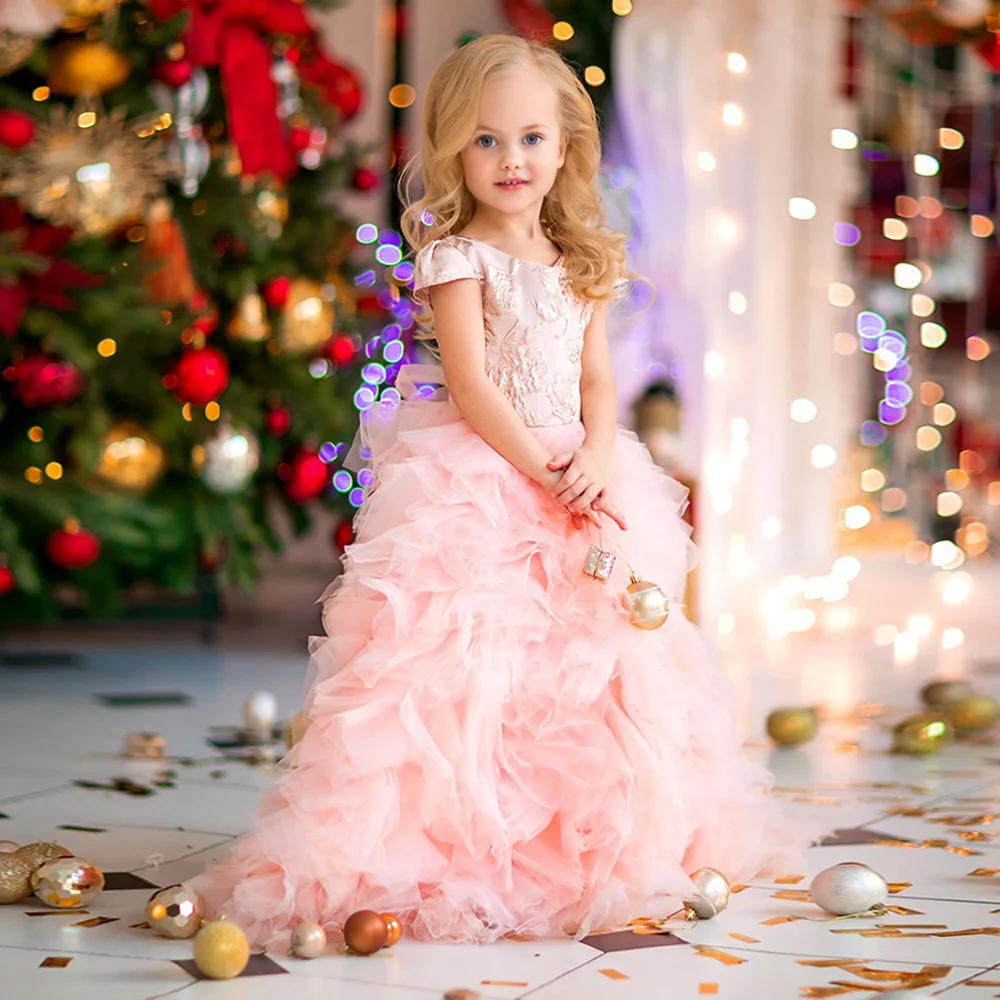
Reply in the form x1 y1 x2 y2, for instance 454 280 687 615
452 234 563 270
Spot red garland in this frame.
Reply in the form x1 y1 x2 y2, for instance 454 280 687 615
0 200 103 338
148 0 363 181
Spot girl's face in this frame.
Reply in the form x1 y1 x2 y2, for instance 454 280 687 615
460 65 566 225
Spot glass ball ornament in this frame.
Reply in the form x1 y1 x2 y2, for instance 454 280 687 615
892 713 952 755
0 853 34 904
945 694 999 735
31 856 105 908
290 921 327 958
810 862 888 916
146 884 205 938
195 423 261 495
96 422 166 493
279 279 335 354
766 707 818 747
682 867 731 919
920 679 974 709
13 842 72 871
621 574 669 630
193 918 250 979
343 909 387 954
381 912 403 947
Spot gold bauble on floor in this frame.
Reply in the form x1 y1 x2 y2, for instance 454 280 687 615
193 919 250 979
682 867 731 919
31 856 105 908
289 921 327 959
343 909 388 955
892 713 952 754
0 854 34 904
945 694 999 735
920 678 974 709
766 707 818 747
146 885 205 938
13 842 72 871
381 912 403 947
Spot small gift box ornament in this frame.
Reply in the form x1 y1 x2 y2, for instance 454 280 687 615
582 526 670 630
582 543 616 582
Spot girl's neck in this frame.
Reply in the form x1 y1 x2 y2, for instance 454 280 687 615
462 209 548 245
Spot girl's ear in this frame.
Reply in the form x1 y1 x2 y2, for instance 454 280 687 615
557 134 567 169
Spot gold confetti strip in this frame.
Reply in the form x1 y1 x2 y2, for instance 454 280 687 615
599 969 629 981
793 797 843 805
693 946 747 966
40 958 72 968
774 875 806 885
875 924 946 930
932 928 1000 938
891 807 926 817
72 916 119 928
800 988 854 997
761 916 804 926
873 839 919 849
728 932 760 943
887 883 911 894
967 868 1000 877
25 910 92 917
699 986 719 995
964 980 1000 987
958 831 993 841
945 846 982 856
885 905 924 915
730 884 749 894
130 922 151 929
771 890 813 902
797 959 865 968
481 982 529 988
835 742 859 754
773 786 813 794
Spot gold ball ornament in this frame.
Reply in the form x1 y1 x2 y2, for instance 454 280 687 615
279 279 335 354
146 885 205 939
766 707 818 747
0 30 37 76
381 912 403 947
945 694 1000 735
97 423 166 493
227 288 272 342
682 867 731 919
0 853 34 904
810 862 888 915
444 992 484 1000
56 0 124 32
289 921 327 959
193 919 250 980
31 856 105 908
14 842 72 871
343 909 388 955
48 40 131 95
892 713 952 755
920 679 974 709
621 575 670 630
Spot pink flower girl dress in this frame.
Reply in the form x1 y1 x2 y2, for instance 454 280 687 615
190 234 805 947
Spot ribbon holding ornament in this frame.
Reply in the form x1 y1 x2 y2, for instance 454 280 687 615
147 0 363 181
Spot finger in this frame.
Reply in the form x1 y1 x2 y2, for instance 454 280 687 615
600 501 628 532
568 483 602 513
554 471 586 502
546 452 573 470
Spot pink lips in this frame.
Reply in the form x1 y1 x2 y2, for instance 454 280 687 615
496 179 528 190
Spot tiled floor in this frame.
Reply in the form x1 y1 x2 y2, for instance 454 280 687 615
3 560 1000 998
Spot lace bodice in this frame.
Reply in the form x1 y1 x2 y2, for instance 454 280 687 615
412 235 595 428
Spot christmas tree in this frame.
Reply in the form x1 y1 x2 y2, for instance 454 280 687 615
0 0 400 622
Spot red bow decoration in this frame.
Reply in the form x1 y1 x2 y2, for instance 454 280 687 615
502 0 556 42
149 0 363 181
0 200 103 338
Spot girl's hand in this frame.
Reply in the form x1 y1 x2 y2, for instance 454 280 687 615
589 490 628 532
546 446 609 514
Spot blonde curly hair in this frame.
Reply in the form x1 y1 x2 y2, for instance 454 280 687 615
400 33 626 305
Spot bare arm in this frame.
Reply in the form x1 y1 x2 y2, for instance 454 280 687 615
428 278 558 488
578 302 618 463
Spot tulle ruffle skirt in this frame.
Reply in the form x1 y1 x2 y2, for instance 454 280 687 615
190 366 811 947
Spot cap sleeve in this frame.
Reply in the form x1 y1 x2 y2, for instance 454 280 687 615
412 238 481 308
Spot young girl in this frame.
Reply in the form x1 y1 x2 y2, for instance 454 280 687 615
191 33 807 947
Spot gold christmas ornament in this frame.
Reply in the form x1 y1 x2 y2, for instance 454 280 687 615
343 909 388 954
97 423 166 493
892 713 952 755
146 884 205 938
0 853 34 904
682 867 731 919
227 288 271 342
14 842 72 871
920 679 974 709
248 180 289 239
289 921 327 959
193 918 251 980
766 707 818 747
48 39 131 95
0 30 37 76
279 279 335 354
31 856 105 908
621 574 670 630
945 694 999 735
57 0 124 32
381 912 403 947
810 862 888 915
1 101 171 237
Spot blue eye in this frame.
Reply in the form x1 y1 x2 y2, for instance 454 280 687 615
524 134 543 146
476 135 497 149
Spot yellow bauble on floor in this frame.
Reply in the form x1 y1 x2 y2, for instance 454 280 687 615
193 919 250 980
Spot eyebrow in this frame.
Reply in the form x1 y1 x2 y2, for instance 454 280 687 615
474 124 549 132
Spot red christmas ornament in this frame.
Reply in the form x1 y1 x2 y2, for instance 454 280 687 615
306 59 364 122
154 58 194 87
352 166 379 192
0 110 36 150
356 294 382 317
47 525 101 571
289 126 312 154
976 35 1000 72
333 520 354 552
13 354 86 407
330 335 357 365
190 291 219 335
282 449 329 503
174 346 230 406
502 0 556 42
263 276 291 308
0 565 14 596
265 405 292 437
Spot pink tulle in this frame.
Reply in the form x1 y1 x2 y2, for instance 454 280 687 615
190 378 813 948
